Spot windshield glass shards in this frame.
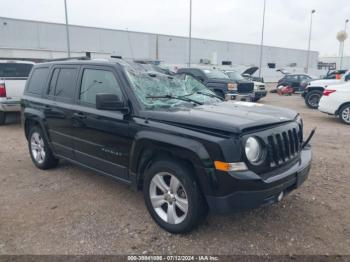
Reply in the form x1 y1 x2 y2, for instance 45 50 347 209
124 64 222 110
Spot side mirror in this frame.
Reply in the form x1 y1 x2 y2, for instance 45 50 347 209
96 93 125 111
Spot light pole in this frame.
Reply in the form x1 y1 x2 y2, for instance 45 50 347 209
306 9 316 73
188 0 192 67
340 19 349 69
258 0 266 77
64 0 71 57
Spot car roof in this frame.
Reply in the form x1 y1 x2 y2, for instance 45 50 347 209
36 59 120 67
0 60 35 65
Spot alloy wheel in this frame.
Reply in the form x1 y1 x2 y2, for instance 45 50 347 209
341 107 350 124
149 172 188 225
30 132 46 164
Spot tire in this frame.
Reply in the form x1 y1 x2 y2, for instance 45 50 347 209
143 159 208 233
339 104 350 125
0 111 6 125
305 90 323 109
28 125 59 170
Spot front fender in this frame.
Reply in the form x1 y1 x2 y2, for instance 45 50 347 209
129 130 217 193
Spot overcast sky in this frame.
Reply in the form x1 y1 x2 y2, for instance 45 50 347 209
1 0 349 56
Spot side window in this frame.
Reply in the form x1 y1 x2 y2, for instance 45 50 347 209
26 67 49 95
79 69 123 105
47 68 60 96
55 68 78 99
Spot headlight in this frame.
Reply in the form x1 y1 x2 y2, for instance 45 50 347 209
245 137 263 164
227 83 237 91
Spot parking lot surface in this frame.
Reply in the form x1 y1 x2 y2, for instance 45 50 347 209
0 93 349 255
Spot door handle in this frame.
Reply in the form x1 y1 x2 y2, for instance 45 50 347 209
73 112 87 119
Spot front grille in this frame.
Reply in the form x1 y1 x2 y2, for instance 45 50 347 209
267 127 302 167
237 82 254 93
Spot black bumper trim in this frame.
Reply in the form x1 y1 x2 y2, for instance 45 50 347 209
206 147 312 213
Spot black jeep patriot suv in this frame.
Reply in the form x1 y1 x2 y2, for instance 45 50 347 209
22 59 313 233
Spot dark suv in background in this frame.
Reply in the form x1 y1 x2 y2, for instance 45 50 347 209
276 74 314 93
177 68 254 99
22 59 313 233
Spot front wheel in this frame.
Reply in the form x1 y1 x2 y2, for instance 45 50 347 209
305 90 323 109
0 111 6 125
143 159 207 233
339 104 350 125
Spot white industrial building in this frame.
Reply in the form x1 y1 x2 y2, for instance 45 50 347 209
0 16 322 81
319 56 350 70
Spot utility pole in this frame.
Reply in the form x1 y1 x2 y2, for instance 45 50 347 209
258 0 266 77
64 0 71 57
188 0 192 67
306 10 316 73
340 19 349 69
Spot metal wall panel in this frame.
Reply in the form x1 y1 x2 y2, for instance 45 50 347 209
0 17 319 68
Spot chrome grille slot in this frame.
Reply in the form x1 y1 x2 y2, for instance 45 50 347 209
267 127 301 167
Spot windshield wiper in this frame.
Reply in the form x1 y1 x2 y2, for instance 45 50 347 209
146 94 203 105
195 91 224 101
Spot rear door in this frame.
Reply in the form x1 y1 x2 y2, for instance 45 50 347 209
70 65 131 181
44 65 79 159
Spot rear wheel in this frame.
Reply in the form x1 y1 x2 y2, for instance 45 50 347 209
305 90 323 109
143 159 207 233
28 126 59 169
0 111 6 125
339 104 350 125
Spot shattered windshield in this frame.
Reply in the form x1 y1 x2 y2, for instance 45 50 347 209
123 63 221 110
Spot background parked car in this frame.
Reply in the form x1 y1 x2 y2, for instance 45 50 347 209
224 70 267 102
275 73 314 94
177 68 254 99
302 70 350 109
318 83 350 125
300 69 348 93
241 66 264 83
0 60 34 125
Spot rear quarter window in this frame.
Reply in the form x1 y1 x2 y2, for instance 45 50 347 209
26 67 49 95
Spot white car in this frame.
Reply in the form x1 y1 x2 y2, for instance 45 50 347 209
318 83 350 125
303 70 350 109
0 60 34 125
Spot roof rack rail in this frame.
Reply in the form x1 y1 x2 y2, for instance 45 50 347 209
44 52 92 62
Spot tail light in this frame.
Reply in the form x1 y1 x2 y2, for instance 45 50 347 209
323 89 336 96
0 83 6 97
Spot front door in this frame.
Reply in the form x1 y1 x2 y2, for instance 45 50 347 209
71 66 131 181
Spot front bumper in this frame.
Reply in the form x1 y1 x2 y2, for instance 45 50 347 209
0 98 21 112
254 90 267 99
206 146 312 213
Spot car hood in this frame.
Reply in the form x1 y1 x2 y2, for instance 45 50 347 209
242 67 259 76
309 79 343 87
143 101 298 135
205 78 232 84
